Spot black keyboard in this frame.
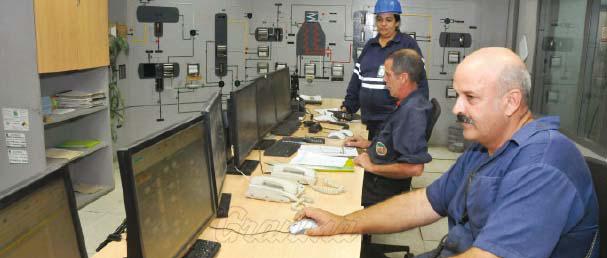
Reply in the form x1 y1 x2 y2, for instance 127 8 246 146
253 139 277 150
282 136 325 144
271 120 301 136
264 140 301 157
184 239 221 258
216 193 231 218
227 160 259 175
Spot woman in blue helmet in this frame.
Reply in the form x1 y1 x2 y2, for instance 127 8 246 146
342 0 429 141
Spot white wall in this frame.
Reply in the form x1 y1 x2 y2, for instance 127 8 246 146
111 0 516 148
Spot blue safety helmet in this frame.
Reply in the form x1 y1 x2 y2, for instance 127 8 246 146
374 0 402 14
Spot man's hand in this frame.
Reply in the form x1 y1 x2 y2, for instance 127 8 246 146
344 135 371 148
354 153 375 172
293 207 357 236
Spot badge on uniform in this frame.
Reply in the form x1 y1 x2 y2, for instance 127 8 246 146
375 142 387 156
377 65 385 78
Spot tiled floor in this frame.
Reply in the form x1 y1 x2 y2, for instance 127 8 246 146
78 147 461 257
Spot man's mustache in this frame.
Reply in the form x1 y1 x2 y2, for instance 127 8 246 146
456 113 474 125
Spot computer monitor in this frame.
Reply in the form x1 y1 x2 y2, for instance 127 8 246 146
269 67 292 121
202 91 228 210
255 77 277 137
0 166 87 258
117 115 215 258
228 81 259 168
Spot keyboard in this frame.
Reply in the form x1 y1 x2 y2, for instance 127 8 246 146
184 239 221 258
227 160 259 175
254 139 277 150
282 136 325 144
216 193 231 218
271 120 301 136
264 140 301 157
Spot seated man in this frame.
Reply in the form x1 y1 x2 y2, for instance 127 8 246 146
346 48 432 207
296 47 600 258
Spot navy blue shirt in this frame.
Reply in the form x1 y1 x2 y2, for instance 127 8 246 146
426 116 599 258
367 88 432 165
343 33 429 123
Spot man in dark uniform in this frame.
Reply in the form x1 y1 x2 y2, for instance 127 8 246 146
345 48 432 207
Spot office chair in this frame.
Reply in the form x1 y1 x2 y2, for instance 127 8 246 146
363 99 442 258
585 156 606 258
426 98 442 141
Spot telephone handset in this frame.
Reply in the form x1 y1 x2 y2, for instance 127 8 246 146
246 176 304 203
270 164 316 185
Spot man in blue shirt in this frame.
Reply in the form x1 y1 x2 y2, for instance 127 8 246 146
296 47 600 258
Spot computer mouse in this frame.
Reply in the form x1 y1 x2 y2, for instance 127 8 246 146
308 123 322 134
340 130 353 137
289 218 318 234
327 131 346 139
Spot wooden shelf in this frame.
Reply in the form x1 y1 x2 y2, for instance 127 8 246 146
44 142 108 174
44 105 107 127
75 185 113 209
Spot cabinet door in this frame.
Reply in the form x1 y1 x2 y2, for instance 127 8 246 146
34 0 79 73
77 0 109 69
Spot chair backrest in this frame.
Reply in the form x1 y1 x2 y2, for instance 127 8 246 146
425 98 441 141
585 156 606 258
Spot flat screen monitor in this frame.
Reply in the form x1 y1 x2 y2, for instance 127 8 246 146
228 81 259 167
202 91 228 210
269 67 292 121
117 115 215 258
255 77 277 137
0 166 87 258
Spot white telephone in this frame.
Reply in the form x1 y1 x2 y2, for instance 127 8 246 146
270 164 317 185
245 176 304 203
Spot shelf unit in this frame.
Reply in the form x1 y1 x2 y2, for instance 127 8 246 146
40 68 114 208
44 105 107 127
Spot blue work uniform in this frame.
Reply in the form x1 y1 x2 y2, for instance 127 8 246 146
343 32 429 139
421 116 599 258
363 88 432 206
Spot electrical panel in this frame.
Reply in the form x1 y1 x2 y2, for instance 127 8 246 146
255 27 283 42
331 64 344 81
439 32 472 48
215 13 228 77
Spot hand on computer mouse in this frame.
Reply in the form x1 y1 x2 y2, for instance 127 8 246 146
293 207 355 236
344 135 371 148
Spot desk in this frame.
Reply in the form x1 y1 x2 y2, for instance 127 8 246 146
94 99 366 258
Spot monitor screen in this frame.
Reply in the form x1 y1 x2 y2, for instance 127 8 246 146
0 167 86 258
269 67 292 121
117 116 215 258
202 91 228 210
228 82 259 167
255 77 277 137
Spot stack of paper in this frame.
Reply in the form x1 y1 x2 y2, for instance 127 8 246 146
54 90 106 108
58 139 101 149
299 145 358 157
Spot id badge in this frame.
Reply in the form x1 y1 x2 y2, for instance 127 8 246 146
377 65 385 78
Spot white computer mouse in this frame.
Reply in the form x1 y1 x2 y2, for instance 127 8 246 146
327 131 346 139
289 218 318 234
340 129 353 137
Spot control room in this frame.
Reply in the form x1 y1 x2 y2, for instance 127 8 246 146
0 0 606 257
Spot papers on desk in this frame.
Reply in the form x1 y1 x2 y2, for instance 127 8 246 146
299 145 358 157
313 108 339 122
46 148 83 160
290 151 349 167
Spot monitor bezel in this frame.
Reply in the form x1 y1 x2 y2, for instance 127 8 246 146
268 67 292 122
202 90 227 212
228 81 259 167
0 166 87 258
117 115 216 258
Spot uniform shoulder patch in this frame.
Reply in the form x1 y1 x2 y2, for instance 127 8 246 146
375 142 387 156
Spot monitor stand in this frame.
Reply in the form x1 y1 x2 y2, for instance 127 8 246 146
183 239 221 258
227 160 259 175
